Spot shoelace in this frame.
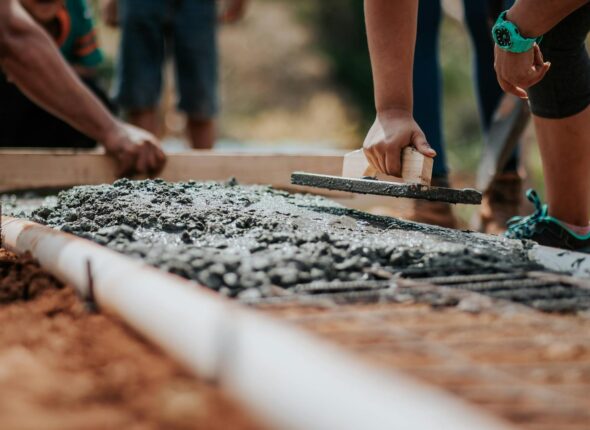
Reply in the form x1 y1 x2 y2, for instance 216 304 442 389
505 189 548 239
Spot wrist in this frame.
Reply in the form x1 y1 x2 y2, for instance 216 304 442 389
493 10 542 53
506 8 541 39
376 106 413 120
101 120 124 149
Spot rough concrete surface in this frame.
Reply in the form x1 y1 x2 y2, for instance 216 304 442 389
5 179 542 300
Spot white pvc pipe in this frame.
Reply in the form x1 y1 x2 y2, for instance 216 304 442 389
1 216 513 430
530 245 590 278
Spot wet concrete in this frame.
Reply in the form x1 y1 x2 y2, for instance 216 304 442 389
6 179 542 299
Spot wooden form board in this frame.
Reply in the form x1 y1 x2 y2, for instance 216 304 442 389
0 149 342 189
0 149 411 212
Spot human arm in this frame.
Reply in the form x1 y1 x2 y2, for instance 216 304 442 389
0 0 165 176
362 0 435 177
494 0 589 98
507 0 589 38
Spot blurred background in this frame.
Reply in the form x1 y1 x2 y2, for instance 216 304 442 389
95 0 545 221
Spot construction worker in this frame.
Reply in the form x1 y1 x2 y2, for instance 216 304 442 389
0 0 115 149
0 0 166 176
363 0 590 252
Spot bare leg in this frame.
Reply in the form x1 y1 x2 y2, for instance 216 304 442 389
128 109 160 137
187 117 215 149
533 105 590 226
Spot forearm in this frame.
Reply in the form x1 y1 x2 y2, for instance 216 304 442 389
364 0 418 114
0 1 118 142
507 0 590 37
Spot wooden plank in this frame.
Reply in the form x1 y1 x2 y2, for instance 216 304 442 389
0 149 343 189
0 149 411 212
342 149 401 183
342 147 432 185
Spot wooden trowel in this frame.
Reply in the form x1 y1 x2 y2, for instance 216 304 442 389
292 147 482 205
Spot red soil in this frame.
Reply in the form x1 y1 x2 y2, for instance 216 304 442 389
0 249 265 430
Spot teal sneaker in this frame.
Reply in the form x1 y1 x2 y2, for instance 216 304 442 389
505 190 590 253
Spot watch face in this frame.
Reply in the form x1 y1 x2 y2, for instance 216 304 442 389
495 27 512 47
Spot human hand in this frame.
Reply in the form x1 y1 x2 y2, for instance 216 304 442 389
103 123 167 177
363 109 435 177
219 0 248 23
101 0 118 28
494 44 551 99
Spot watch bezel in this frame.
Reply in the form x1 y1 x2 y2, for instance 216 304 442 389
494 25 512 48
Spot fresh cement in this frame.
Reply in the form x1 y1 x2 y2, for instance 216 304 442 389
4 179 542 299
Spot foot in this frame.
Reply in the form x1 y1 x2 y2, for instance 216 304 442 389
475 172 523 235
505 190 590 253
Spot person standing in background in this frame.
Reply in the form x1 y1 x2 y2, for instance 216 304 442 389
409 0 521 231
102 0 248 149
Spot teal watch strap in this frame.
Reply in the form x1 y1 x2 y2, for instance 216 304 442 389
492 11 543 53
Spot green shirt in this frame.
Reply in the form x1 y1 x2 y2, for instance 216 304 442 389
55 0 103 67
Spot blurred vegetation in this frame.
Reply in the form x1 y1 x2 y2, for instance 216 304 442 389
299 1 375 129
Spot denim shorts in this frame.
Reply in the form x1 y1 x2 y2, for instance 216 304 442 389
528 3 590 119
115 0 218 118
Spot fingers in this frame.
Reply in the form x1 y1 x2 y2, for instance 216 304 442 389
365 144 403 177
533 44 544 66
412 133 436 158
117 153 135 178
365 147 387 174
530 62 551 87
146 148 159 175
363 149 379 175
498 77 528 99
384 151 401 177
495 44 550 96
147 145 166 175
135 145 151 175
526 55 551 88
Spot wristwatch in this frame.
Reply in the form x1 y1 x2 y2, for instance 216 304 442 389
492 11 543 53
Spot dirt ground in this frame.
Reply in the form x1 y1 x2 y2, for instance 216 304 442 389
0 249 264 430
